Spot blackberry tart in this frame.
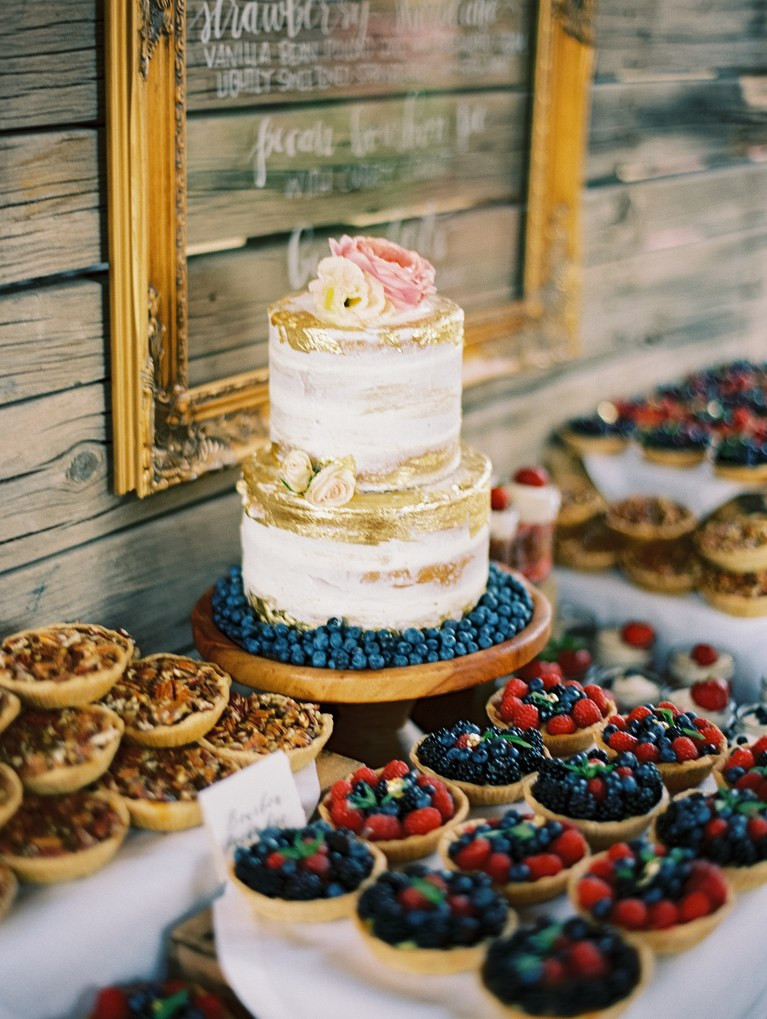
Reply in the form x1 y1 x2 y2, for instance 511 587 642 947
524 750 667 850
229 820 385 922
355 864 511 974
637 422 711 466
714 434 767 482
439 808 589 906
410 721 548 805
570 839 733 954
481 914 652 1018
560 414 633 455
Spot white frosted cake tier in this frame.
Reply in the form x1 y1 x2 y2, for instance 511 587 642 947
239 444 491 631
268 293 464 492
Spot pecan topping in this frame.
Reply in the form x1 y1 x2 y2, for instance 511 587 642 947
204 692 325 754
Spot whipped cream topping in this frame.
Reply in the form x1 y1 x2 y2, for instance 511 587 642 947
603 669 664 711
596 628 654 668
667 647 735 687
506 482 561 525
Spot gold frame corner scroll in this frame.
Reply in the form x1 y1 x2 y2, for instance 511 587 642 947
106 0 596 497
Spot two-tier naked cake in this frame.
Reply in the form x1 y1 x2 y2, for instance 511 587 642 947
238 235 491 632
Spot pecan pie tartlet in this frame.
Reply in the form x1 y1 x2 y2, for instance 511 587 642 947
0 764 23 828
0 689 20 735
619 539 701 594
606 496 696 542
695 513 767 573
698 562 767 617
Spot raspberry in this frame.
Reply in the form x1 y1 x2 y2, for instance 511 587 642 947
546 714 576 735
728 747 755 770
361 813 404 841
302 852 332 878
571 698 602 728
696 724 723 748
679 890 712 922
491 486 510 510
611 897 648 930
577 875 612 909
689 860 729 907
430 783 455 822
351 766 379 786
517 659 562 684
656 701 680 716
485 852 512 883
647 899 679 929
747 816 767 841
691 642 718 666
509 702 540 729
403 806 443 836
566 940 607 979
91 988 130 1019
514 465 549 486
620 621 655 648
628 705 654 724
608 713 627 729
266 851 286 869
550 828 587 866
380 759 410 781
691 678 729 712
543 958 566 984
454 837 492 871
607 841 634 861
446 893 475 917
587 777 607 802
503 677 530 698
704 817 728 840
635 741 660 763
587 856 615 881
608 731 638 752
557 648 593 679
672 736 699 762
330 779 352 802
329 800 364 832
752 736 767 758
397 886 431 910
525 853 563 880
196 993 228 1019
499 695 522 722
584 684 609 712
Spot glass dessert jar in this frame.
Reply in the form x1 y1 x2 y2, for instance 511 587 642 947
507 466 561 583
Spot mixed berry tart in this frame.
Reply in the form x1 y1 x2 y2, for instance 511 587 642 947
229 820 385 922
355 864 510 974
637 422 711 466
714 434 767 482
318 761 469 863
439 808 589 906
487 676 615 757
654 787 767 891
605 495 697 542
714 736 767 799
0 763 22 828
595 620 656 669
598 703 726 793
570 838 733 954
410 721 548 805
481 914 652 1018
0 688 20 735
88 981 238 1019
667 641 735 687
524 750 667 850
0 862 17 921
561 413 634 455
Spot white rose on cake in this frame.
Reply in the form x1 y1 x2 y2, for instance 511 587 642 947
308 256 389 324
280 448 314 494
305 459 356 507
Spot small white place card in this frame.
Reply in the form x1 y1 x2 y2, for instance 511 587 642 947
199 750 308 881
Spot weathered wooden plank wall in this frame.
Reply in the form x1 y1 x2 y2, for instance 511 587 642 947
0 1 765 653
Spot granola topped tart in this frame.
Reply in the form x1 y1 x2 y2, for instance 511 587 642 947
0 689 20 736
0 623 136 708
698 562 767 617
0 789 129 883
619 538 701 594
606 496 697 542
101 653 231 747
694 512 767 573
0 704 124 795
0 764 23 829
199 691 333 771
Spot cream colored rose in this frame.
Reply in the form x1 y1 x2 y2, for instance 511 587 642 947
305 459 356 507
280 448 313 494
308 255 389 324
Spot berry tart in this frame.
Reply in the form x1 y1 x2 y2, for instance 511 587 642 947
0 862 17 921
698 561 767 617
0 763 23 828
714 434 767 482
229 820 385 922
88 981 238 1019
439 808 589 906
714 736 767 799
523 750 667 850
667 641 735 687
605 495 697 542
0 623 135 708
595 620 655 669
598 703 726 794
487 676 615 757
618 538 701 594
0 688 20 735
637 422 711 466
654 787 767 891
481 914 652 1018
355 864 510 974
107 743 240 831
0 704 124 795
694 511 767 573
410 721 548 805
319 761 468 863
0 789 129 883
560 413 634 455
570 839 733 954
199 691 333 771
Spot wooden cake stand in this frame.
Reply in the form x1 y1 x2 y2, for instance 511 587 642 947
192 567 551 766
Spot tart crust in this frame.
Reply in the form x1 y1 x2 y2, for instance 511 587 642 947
694 514 767 573
0 624 135 708
486 692 615 758
595 732 724 795
641 446 707 467
699 585 767 618
0 862 17 920
0 764 23 828
227 842 386 924
560 428 629 456
714 461 767 483
618 542 700 594
0 690 21 735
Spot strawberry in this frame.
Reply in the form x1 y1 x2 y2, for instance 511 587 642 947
691 678 730 712
611 897 648 930
491 486 510 510
525 853 563 879
454 837 492 871
430 782 455 822
728 747 756 770
572 698 602 728
513 465 549 486
679 890 712 921
607 730 638 752
587 777 607 802
647 899 679 930
577 875 612 909
504 676 531 697
329 800 364 832
691 642 719 666
330 779 352 802
397 885 431 910
485 852 512 884
91 988 130 1019
557 647 593 680
352 766 379 786
403 807 443 836
380 759 410 781
635 741 660 763
546 714 576 735
628 705 654 724
550 827 587 866
584 684 610 712
509 703 540 729
566 940 607 979
747 816 767 840
672 736 699 762
620 621 655 648
361 813 403 841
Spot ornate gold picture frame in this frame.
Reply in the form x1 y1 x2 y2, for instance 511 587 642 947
106 0 596 497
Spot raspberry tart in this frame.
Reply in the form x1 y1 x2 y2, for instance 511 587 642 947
599 703 726 793
654 787 767 891
487 676 615 757
481 914 652 1018
229 820 385 922
101 654 231 747
714 736 767 799
318 761 469 863
0 704 124 795
410 721 548 805
0 689 20 735
524 750 667 850
439 808 589 906
0 789 129 883
199 691 333 771
0 862 17 921
0 763 23 828
606 495 696 542
355 864 510 974
570 839 733 954
0 623 135 708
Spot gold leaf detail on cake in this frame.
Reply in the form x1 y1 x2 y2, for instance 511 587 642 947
273 441 458 492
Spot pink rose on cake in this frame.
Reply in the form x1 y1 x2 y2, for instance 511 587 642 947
308 256 387 325
329 235 436 310
305 458 356 508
